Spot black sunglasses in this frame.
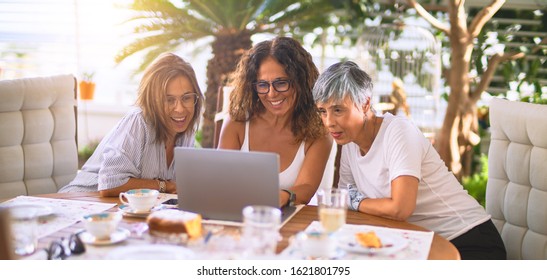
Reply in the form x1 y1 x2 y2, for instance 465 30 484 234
46 232 86 260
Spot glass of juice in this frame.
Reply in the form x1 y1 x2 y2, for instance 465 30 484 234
317 188 348 233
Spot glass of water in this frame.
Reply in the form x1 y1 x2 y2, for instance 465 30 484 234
8 205 39 256
241 205 281 258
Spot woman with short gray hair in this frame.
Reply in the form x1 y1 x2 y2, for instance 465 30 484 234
313 61 505 260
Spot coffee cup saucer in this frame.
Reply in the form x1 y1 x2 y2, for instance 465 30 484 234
118 204 164 218
79 228 130 246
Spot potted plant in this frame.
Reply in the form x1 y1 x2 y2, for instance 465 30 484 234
79 72 96 100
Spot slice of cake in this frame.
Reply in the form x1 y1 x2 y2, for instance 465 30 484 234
355 231 382 248
146 209 202 238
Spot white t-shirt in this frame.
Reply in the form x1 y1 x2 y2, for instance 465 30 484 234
338 113 490 240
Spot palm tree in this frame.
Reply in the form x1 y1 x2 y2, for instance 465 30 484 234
116 0 338 147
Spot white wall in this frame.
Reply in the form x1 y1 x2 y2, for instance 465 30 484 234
77 101 131 148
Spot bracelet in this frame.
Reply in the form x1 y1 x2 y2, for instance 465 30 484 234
157 179 166 193
352 197 363 211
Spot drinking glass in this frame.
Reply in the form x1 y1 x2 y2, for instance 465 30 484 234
8 205 38 256
317 188 348 233
241 205 281 258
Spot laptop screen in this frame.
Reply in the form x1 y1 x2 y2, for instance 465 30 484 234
174 147 281 222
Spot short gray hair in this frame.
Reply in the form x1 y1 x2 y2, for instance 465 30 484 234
313 61 373 107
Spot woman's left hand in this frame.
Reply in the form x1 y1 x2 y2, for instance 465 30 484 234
165 180 177 194
279 190 290 207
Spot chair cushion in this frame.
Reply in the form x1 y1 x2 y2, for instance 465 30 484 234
0 75 78 199
486 98 547 259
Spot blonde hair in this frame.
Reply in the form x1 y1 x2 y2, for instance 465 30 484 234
136 53 203 143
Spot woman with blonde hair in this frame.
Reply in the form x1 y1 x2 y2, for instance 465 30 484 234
60 53 204 196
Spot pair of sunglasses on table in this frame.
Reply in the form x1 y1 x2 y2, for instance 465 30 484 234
44 231 85 260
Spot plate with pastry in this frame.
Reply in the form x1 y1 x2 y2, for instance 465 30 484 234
337 231 408 255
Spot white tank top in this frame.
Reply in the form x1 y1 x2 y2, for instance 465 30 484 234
240 121 305 189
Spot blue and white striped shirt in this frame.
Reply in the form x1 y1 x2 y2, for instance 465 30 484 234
58 108 195 193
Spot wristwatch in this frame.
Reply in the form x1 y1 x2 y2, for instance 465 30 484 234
157 179 166 193
282 189 296 207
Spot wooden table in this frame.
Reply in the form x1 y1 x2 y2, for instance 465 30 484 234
35 192 460 260
279 206 460 260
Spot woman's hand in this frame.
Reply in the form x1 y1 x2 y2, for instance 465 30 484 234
279 190 290 207
165 180 177 194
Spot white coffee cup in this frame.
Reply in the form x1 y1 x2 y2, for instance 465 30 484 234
119 189 159 213
83 212 122 240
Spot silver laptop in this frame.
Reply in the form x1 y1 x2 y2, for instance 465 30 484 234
174 147 296 223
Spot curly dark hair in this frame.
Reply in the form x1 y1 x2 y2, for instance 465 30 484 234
229 36 325 143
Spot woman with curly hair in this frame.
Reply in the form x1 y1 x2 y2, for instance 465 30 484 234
219 36 333 207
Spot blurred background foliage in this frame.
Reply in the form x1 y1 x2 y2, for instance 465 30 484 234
115 1 544 201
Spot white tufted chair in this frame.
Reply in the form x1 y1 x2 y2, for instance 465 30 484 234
0 75 78 200
486 98 547 259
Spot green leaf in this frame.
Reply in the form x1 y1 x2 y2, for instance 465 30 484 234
462 154 488 207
